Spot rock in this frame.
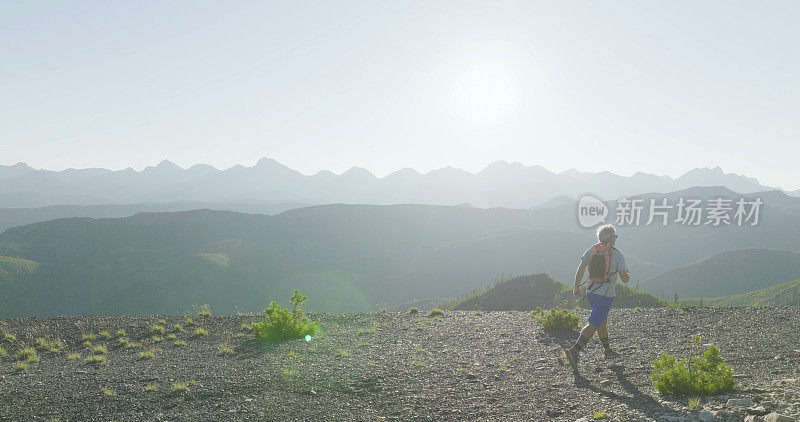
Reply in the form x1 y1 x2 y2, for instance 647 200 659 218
697 410 715 421
748 406 771 416
764 412 796 422
744 417 765 422
728 398 755 407
657 415 689 422
545 409 562 417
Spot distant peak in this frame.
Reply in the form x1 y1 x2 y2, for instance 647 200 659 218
188 163 215 170
385 167 422 179
684 166 725 176
313 169 336 177
428 165 471 176
156 159 182 170
341 166 375 178
255 157 281 167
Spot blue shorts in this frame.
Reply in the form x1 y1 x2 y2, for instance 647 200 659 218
587 293 614 327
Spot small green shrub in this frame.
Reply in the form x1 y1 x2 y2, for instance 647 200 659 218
16 347 40 363
86 354 106 364
408 307 419 314
151 325 164 334
651 344 736 396
0 346 7 357
172 382 188 392
218 344 234 355
125 341 141 349
531 306 580 331
428 308 444 317
3 333 16 342
152 336 164 343
592 410 608 419
14 361 28 371
157 319 166 325
193 327 208 337
144 383 158 392
67 353 81 360
240 323 252 331
82 333 96 341
688 396 701 409
115 329 126 337
166 333 176 340
139 349 158 360
92 345 108 355
252 290 319 341
117 337 129 347
82 341 92 348
36 338 62 352
197 305 212 318
173 324 184 332
184 318 196 327
101 387 116 396
173 340 187 347
98 331 111 339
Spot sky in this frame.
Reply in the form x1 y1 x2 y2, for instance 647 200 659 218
2 1 799 189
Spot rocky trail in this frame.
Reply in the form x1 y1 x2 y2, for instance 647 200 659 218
1 308 799 421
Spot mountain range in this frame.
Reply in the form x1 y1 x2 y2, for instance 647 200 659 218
4 183 800 317
0 159 785 209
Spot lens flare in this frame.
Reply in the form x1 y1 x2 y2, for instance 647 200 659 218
304 335 312 342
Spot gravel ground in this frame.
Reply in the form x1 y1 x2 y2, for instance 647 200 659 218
1 308 799 421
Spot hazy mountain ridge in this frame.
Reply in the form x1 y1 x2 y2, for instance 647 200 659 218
0 206 596 317
0 159 778 208
3 187 800 316
0 201 310 232
640 248 800 298
683 278 800 307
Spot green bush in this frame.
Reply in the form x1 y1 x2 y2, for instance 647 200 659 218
252 290 319 341
16 347 40 363
531 305 579 331
651 344 736 396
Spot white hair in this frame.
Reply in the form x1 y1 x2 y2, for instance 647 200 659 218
597 224 616 243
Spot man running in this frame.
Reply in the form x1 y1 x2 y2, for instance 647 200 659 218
565 224 629 372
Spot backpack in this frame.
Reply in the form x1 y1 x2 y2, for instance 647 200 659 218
587 242 615 284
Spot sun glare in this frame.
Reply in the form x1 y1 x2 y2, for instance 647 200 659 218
450 62 521 128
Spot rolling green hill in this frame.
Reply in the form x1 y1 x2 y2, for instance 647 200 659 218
3 198 800 317
683 279 800 307
0 205 598 317
452 273 666 311
640 249 800 298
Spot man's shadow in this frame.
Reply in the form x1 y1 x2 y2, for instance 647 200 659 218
572 364 687 420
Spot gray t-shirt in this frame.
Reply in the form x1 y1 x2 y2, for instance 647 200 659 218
581 247 627 298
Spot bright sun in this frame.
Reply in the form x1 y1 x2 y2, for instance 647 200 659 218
450 62 521 128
